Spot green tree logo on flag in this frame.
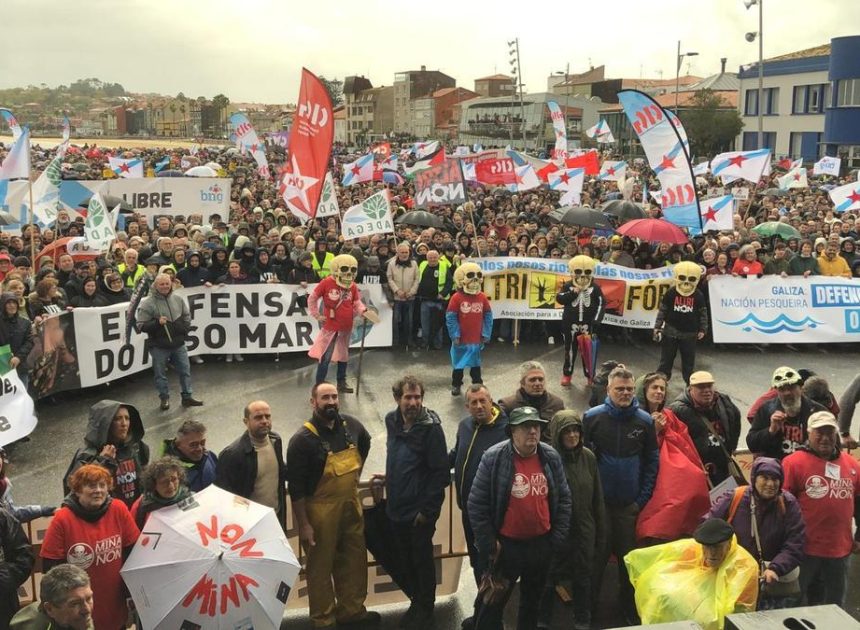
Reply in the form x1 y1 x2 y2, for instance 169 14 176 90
321 176 333 202
363 193 389 220
89 200 105 226
46 156 62 186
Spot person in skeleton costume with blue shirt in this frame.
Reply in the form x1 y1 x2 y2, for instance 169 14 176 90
446 262 493 397
556 255 605 387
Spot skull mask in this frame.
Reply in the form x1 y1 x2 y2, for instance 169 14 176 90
568 255 597 290
454 262 483 295
673 261 702 297
330 254 358 289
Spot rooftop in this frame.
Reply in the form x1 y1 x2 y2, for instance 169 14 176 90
764 43 830 62
556 65 606 87
474 74 514 82
598 89 737 112
685 72 740 92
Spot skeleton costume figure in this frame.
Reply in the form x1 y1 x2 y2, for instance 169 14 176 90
556 255 605 386
308 254 367 392
654 261 708 384
446 262 493 396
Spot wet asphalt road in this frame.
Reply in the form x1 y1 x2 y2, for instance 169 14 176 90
10 336 860 628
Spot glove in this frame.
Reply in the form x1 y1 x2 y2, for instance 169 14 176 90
579 324 589 335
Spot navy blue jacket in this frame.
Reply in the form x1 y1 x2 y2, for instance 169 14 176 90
449 405 509 510
160 438 218 492
582 397 659 508
467 440 571 565
385 407 449 523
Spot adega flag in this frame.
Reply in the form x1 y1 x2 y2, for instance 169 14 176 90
414 160 467 208
710 149 771 184
281 68 334 221
229 113 271 179
619 90 699 231
84 193 117 250
341 190 394 239
598 160 627 181
25 152 64 224
342 154 374 186
547 101 568 158
316 172 340 218
813 155 841 177
108 157 143 178
828 180 860 213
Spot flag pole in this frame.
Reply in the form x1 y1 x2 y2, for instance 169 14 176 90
27 179 36 273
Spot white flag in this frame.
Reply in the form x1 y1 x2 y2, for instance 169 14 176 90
25 153 64 224
341 190 394 239
813 156 841 177
692 161 709 176
700 195 734 232
778 167 808 190
84 193 117 251
316 172 340 218
0 369 37 447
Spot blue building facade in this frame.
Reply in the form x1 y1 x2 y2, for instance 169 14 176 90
824 36 860 166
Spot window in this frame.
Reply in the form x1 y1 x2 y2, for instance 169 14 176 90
793 86 806 114
789 132 803 157
792 84 827 114
809 85 823 112
837 79 860 107
744 89 758 116
764 88 779 115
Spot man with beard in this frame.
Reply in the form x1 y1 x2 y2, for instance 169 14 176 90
747 366 825 460
287 383 378 629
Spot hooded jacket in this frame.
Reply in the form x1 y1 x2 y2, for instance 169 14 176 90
135 282 192 349
64 400 150 507
69 287 109 309
582 396 659 508
449 405 509 510
159 438 218 492
207 246 229 280
254 248 277 283
98 278 130 305
0 507 34 628
0 293 33 374
549 411 606 559
384 406 449 523
708 457 805 578
176 252 211 287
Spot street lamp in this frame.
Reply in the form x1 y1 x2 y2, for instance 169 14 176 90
745 0 764 150
675 41 699 113
509 38 526 149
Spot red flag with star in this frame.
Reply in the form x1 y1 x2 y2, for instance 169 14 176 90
282 68 334 222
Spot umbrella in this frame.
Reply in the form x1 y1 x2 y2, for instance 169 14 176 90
121 485 300 630
35 237 100 271
577 333 594 384
395 210 443 229
601 200 647 222
763 188 790 197
225 147 240 155
78 195 134 212
184 165 217 177
548 205 614 231
156 169 184 178
616 218 689 244
204 161 222 171
751 221 801 239
0 210 19 226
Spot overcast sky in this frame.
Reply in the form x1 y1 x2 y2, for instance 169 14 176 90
3 0 857 104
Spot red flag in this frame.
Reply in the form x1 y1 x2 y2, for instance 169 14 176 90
371 141 391 159
474 158 517 186
777 157 792 170
564 150 600 175
281 68 334 221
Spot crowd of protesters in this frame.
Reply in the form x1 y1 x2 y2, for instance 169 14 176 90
0 139 857 628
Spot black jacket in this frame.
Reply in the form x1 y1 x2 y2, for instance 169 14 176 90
0 294 33 375
0 507 33 629
747 395 825 460
449 405 509 509
556 282 605 329
216 431 287 526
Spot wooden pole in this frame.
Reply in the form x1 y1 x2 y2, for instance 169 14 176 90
468 207 482 257
513 319 520 346
27 179 36 272
355 326 367 397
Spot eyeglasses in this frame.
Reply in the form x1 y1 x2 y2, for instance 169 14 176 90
339 266 357 274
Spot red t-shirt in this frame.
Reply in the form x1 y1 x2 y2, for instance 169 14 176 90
783 450 860 557
41 500 141 630
447 291 491 344
310 276 361 332
500 452 551 540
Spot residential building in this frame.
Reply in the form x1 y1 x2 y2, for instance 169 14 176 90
550 66 702 104
737 35 860 167
411 87 480 140
333 105 347 145
345 85 394 146
474 74 515 98
393 66 456 135
459 93 601 151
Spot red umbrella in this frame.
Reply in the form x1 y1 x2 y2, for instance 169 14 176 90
35 237 100 271
616 218 688 244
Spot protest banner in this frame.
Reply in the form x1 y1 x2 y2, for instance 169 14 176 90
0 369 37 447
30 284 392 398
414 159 467 208
474 257 675 328
709 275 860 343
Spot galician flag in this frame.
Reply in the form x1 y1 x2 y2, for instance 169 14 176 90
507 164 541 192
342 154 374 186
585 119 615 143
154 157 170 173
710 149 771 184
778 167 808 190
0 128 31 181
692 161 709 176
813 156 841 177
598 160 627 181
828 181 860 213
548 167 585 194
84 193 118 251
699 195 734 232
108 157 143 178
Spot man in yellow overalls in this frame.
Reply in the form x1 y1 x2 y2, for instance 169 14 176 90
287 382 379 628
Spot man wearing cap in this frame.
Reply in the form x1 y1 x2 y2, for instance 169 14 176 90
602 236 635 268
583 366 658 625
624 518 758 626
782 411 860 607
669 371 742 486
467 406 571 629
747 366 825 460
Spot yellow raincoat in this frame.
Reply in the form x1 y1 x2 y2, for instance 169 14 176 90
624 536 758 629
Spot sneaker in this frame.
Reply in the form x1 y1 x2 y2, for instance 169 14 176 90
337 611 381 627
496 337 505 343
337 381 355 394
234 354 244 362
181 397 204 407
274 355 280 363
225 355 233 363
560 375 572 387
548 336 555 344
451 385 462 396
159 398 170 411
191 356 204 364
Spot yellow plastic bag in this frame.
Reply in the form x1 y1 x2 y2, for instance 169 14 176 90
624 536 759 630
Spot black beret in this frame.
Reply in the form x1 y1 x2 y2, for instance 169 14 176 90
693 518 734 545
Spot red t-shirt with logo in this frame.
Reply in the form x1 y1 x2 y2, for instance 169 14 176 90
500 452 551 540
783 450 860 557
447 292 491 344
41 500 141 630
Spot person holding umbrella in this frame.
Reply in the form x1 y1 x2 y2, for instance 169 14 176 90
556 255 605 388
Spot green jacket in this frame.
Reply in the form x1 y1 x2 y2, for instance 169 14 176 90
11 602 94 630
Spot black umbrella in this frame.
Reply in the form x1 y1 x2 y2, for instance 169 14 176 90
395 210 443 229
78 195 134 212
548 205 614 231
601 200 647 222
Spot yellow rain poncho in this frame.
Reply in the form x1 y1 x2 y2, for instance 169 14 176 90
624 536 759 630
